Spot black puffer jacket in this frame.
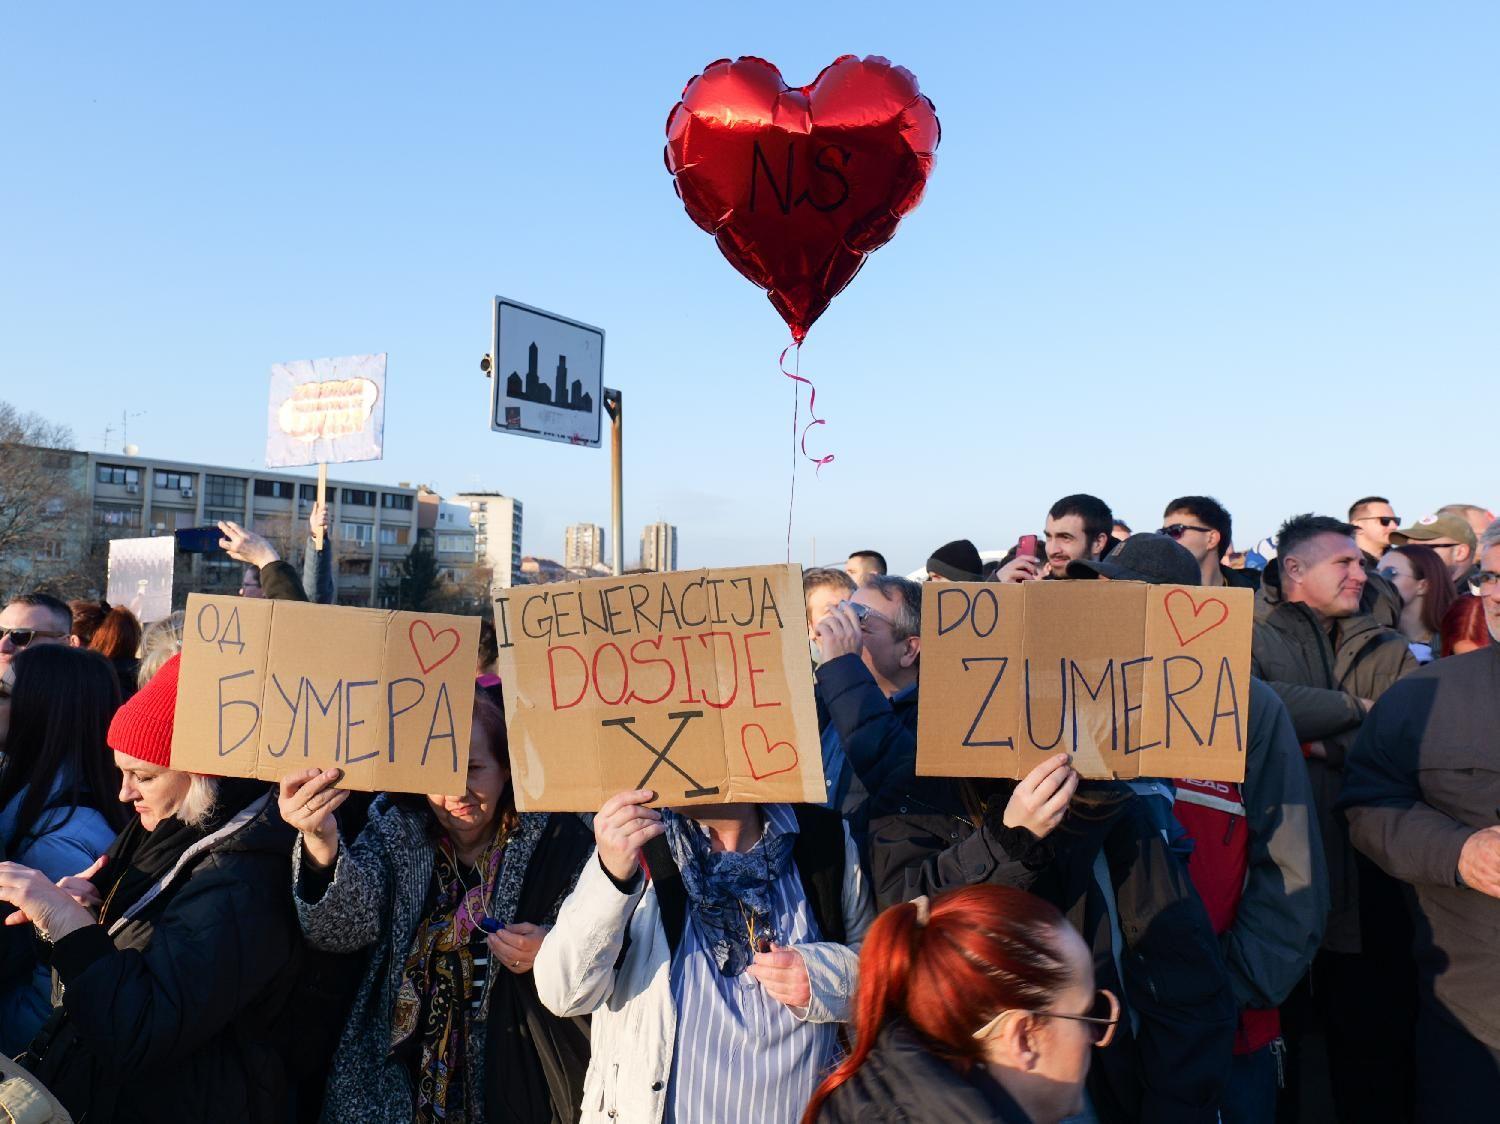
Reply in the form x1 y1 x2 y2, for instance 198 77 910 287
22 785 301 1124
815 1020 1034 1123
869 779 1235 1124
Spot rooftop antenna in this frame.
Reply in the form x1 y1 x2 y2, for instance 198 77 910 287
121 410 145 452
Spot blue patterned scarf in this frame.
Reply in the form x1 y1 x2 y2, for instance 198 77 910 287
660 808 795 976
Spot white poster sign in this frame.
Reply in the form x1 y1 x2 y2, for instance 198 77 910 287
488 298 604 448
106 536 176 623
265 353 387 468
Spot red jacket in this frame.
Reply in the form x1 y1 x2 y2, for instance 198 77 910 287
1174 778 1281 1054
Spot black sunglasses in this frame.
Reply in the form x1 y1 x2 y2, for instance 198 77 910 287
1159 524 1212 540
0 626 69 649
1355 515 1401 527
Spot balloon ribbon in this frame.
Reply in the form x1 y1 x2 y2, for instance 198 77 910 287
779 344 834 473
781 343 833 562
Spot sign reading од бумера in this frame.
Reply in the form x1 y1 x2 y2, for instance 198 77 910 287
171 595 479 796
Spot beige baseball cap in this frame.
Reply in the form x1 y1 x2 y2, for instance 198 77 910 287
1389 512 1477 551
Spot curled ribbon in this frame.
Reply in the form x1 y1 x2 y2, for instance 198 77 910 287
779 344 835 473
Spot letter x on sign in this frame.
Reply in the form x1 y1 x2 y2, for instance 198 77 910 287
600 710 721 800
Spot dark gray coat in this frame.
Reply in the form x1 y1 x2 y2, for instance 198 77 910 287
1338 646 1500 1049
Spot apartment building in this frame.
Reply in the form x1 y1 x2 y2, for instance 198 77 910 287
641 521 679 573
418 489 480 585
564 522 605 571
85 451 419 606
452 491 523 594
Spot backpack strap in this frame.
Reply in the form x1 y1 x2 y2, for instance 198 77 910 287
792 805 846 945
642 832 688 958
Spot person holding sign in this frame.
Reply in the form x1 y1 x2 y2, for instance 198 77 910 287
0 653 303 1124
282 692 594 1124
218 507 335 606
534 789 873 1124
865 537 1239 1124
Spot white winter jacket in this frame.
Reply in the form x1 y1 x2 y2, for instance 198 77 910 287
534 827 872 1123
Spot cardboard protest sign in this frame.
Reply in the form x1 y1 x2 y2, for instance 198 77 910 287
917 582 1253 783
105 536 175 623
171 594 480 795
495 565 824 811
265 353 387 468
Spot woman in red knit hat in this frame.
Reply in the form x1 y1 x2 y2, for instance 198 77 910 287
0 653 301 1124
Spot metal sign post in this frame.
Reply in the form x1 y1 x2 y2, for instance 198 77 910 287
604 389 622 576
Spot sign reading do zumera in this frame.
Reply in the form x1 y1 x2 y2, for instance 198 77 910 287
917 581 1254 784
495 565 825 812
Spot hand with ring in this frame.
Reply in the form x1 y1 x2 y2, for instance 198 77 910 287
487 921 552 975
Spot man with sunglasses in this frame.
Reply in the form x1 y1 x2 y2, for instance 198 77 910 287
1349 496 1400 565
1162 495 1261 590
1389 511 1479 592
1339 520 1500 1120
0 592 79 670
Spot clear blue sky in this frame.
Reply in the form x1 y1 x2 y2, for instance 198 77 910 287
3 3 1496 574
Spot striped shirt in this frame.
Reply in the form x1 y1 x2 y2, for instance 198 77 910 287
664 804 841 1124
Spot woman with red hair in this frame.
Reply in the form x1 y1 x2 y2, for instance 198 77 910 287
86 604 143 699
1439 594 1492 657
805 885 1113 1124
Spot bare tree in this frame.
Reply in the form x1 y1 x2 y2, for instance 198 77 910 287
0 402 92 599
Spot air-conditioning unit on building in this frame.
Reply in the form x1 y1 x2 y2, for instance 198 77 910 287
126 483 140 495
181 486 194 499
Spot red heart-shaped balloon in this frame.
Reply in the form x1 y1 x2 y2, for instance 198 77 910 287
666 55 940 342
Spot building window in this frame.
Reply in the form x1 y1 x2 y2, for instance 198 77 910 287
379 526 398 546
93 503 142 529
438 533 471 554
378 561 395 579
253 479 295 499
298 483 318 501
95 464 140 486
381 493 413 511
34 540 65 560
342 522 373 546
154 470 195 491
204 507 242 528
341 489 375 507
204 474 246 509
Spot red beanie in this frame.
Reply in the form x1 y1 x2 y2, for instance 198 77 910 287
108 652 180 768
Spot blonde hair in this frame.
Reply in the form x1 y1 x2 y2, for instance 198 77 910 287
137 611 185 689
176 773 220 828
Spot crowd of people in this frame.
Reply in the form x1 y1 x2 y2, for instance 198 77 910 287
0 490 1493 1123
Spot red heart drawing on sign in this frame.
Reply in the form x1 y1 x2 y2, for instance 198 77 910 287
409 620 461 674
1163 589 1230 647
741 723 799 781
